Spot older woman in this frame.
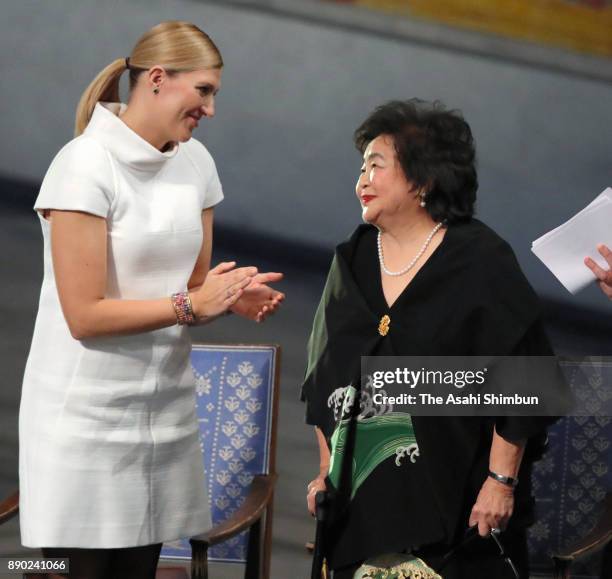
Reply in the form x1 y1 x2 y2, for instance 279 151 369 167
20 21 283 579
301 100 556 578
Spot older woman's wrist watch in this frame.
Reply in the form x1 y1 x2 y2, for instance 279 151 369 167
488 469 519 488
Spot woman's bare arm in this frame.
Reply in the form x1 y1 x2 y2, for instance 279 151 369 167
469 427 526 536
49 209 254 339
315 426 331 478
306 426 330 515
187 208 214 290
488 426 525 480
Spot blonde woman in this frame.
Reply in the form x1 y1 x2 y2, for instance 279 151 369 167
19 21 284 578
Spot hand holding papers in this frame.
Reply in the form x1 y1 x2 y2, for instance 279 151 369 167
531 188 612 294
585 244 612 300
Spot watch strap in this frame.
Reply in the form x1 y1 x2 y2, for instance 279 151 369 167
488 469 518 488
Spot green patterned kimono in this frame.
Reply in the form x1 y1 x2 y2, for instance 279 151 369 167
328 386 418 499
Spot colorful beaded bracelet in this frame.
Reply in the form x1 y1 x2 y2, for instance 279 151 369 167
171 291 196 326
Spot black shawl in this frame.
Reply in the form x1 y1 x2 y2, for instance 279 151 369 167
301 220 558 562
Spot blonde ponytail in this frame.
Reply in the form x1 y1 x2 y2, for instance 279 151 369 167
74 21 223 137
74 58 127 137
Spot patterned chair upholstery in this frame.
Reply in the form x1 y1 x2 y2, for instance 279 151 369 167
160 343 280 579
528 358 612 577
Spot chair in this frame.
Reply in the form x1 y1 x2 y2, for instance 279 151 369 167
0 343 280 579
159 343 280 579
528 357 612 577
550 492 612 578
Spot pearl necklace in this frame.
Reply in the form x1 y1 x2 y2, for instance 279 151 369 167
377 222 444 276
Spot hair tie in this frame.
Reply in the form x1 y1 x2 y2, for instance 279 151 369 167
125 57 130 69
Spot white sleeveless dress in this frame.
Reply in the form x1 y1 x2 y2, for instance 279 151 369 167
19 102 223 548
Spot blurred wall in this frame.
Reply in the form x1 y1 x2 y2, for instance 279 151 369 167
1 0 611 309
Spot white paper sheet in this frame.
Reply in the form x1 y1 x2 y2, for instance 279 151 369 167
531 188 612 294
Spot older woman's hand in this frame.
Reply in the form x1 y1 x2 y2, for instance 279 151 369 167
307 476 327 516
585 244 612 300
230 272 285 322
468 477 515 537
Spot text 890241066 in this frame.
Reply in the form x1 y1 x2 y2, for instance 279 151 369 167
0 558 69 574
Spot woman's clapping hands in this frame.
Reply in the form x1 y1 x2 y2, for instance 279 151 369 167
189 263 285 323
190 261 258 321
230 272 285 322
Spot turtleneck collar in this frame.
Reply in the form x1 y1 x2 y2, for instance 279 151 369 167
84 102 179 172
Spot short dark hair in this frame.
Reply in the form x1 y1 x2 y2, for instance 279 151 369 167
354 99 477 223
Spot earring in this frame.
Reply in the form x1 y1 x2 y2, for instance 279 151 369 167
153 86 160 95
419 193 426 208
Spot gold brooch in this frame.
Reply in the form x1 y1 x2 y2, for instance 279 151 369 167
378 314 390 336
